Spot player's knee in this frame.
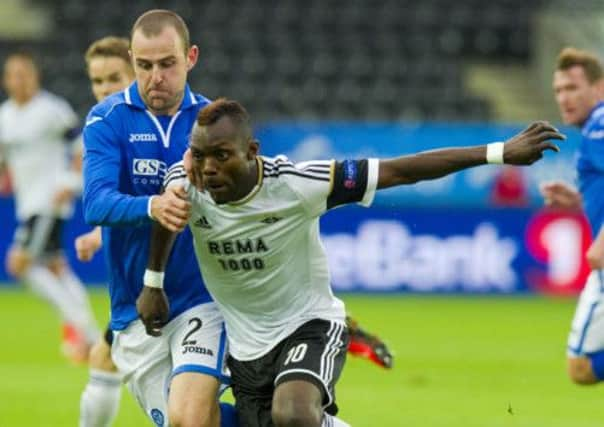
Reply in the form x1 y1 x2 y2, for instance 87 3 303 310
88 340 117 372
568 356 598 385
168 398 219 427
272 397 322 427
46 256 65 275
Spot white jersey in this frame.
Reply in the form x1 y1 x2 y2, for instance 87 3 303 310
0 90 78 220
165 155 379 360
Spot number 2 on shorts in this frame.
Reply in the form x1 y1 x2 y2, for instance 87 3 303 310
182 317 203 346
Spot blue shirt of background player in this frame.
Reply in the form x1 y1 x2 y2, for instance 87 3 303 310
82 82 212 331
577 101 604 234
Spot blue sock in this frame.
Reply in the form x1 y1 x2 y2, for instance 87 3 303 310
588 350 604 380
220 402 238 427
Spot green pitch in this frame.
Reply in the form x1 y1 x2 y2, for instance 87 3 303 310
0 288 602 426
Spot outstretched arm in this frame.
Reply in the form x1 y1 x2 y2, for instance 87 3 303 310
378 121 564 188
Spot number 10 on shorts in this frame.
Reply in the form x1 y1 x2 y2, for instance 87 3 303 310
284 343 308 366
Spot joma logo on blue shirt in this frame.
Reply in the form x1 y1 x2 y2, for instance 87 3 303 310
129 133 158 142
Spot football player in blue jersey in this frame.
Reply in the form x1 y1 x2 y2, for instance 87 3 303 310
82 10 236 427
546 47 604 385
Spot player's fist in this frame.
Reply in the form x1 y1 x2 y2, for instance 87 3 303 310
136 286 170 337
75 227 102 262
503 121 565 165
539 181 582 210
150 186 191 232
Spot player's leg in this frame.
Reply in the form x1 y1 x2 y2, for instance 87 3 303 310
346 314 393 369
79 327 122 427
167 302 236 427
8 216 99 351
47 218 100 344
272 319 350 427
111 319 172 425
227 351 279 427
567 270 604 384
47 255 100 343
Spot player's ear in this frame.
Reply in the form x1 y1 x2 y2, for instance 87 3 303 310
186 45 199 71
247 139 259 160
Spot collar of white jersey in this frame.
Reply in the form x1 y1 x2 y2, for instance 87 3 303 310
123 82 200 112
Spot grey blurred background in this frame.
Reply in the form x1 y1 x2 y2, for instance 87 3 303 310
0 0 599 123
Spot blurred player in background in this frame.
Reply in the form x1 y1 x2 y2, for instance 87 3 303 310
76 36 134 427
82 10 237 427
0 51 100 361
139 98 563 427
545 47 604 385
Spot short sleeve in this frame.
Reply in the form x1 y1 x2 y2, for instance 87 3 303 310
265 156 334 216
270 156 379 216
49 96 79 138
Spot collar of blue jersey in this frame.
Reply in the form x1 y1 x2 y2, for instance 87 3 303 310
589 101 604 119
124 81 201 112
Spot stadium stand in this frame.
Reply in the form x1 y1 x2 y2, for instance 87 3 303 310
10 0 544 121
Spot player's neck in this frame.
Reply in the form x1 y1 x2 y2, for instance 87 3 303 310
12 89 38 106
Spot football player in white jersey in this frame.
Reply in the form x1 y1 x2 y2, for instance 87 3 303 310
138 98 564 427
74 36 135 427
0 51 100 360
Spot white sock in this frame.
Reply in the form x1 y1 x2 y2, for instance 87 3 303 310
323 414 351 427
79 369 122 427
26 265 98 342
58 267 100 342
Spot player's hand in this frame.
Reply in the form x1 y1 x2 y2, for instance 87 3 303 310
136 286 170 337
539 181 582 210
586 239 604 270
75 227 102 262
5 246 31 278
183 148 204 191
150 186 191 232
502 121 565 165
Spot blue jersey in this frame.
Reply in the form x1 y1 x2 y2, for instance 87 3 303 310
578 101 604 234
82 82 212 330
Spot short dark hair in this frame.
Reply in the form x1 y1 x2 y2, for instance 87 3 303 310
85 36 131 68
556 47 604 83
131 9 190 53
196 98 252 137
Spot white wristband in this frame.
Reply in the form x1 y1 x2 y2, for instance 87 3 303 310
147 196 157 220
486 142 505 164
143 269 164 289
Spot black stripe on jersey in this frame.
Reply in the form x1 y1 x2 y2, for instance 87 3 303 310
262 161 331 179
263 169 331 182
326 159 369 209
163 172 187 188
263 167 330 179
163 165 185 182
264 159 331 171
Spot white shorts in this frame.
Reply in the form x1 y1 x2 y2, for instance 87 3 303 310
567 270 604 356
112 302 229 426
